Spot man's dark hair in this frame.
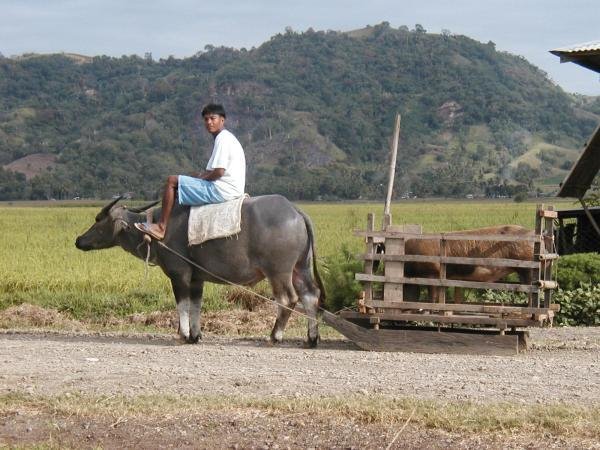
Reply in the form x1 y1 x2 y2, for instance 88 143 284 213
202 103 226 118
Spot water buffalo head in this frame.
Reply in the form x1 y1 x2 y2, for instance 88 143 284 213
75 196 159 251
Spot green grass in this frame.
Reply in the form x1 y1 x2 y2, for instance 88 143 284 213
0 200 571 323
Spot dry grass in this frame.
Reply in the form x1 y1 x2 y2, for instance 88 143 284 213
0 304 81 330
0 302 340 338
1 392 598 437
223 281 272 312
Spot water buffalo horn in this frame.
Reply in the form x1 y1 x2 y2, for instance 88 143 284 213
128 200 161 213
99 195 123 216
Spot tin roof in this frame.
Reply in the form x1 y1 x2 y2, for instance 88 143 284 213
550 40 600 73
557 122 600 198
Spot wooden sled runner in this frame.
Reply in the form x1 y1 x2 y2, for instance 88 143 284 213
322 310 528 356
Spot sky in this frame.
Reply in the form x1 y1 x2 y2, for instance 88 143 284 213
1 0 599 95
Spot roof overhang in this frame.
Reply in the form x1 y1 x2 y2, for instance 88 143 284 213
557 206 600 217
550 41 600 74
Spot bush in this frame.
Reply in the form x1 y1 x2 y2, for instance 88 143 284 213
513 192 527 202
556 253 600 291
480 283 599 326
479 289 527 305
321 245 363 313
553 283 600 326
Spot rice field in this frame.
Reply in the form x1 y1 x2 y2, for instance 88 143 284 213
0 199 572 322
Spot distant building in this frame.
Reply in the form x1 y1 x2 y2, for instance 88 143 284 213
551 41 600 254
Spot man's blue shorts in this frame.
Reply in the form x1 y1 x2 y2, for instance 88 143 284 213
178 175 225 206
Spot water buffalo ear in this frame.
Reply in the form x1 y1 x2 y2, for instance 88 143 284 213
128 200 160 213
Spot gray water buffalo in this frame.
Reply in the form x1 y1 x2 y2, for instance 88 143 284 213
75 195 325 346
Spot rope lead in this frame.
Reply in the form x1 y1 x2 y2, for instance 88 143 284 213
153 240 322 323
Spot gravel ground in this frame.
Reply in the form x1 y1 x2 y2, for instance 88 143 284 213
1 327 599 449
1 327 599 403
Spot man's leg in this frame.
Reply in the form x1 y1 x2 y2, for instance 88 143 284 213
157 175 178 232
135 175 178 240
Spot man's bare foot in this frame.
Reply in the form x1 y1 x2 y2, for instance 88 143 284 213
134 222 165 241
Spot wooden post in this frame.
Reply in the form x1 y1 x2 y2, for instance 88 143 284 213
383 113 401 229
543 206 555 309
362 213 376 306
531 205 543 308
383 225 405 302
439 238 447 307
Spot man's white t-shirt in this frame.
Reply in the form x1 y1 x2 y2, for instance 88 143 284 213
206 129 246 200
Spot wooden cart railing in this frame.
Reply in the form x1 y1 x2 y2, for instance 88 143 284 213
342 205 559 332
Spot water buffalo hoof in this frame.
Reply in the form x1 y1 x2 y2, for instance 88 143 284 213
304 335 319 349
268 336 282 346
187 333 202 344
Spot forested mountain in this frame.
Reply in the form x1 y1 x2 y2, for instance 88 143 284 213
1 22 598 200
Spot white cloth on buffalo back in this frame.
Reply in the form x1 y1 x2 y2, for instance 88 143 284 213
188 195 246 246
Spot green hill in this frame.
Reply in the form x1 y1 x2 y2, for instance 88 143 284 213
0 22 597 200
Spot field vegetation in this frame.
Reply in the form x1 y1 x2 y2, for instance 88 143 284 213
0 199 571 329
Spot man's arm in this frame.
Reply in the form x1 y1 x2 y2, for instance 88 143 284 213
193 168 225 181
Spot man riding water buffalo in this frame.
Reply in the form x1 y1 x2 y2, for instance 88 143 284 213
76 103 324 346
135 103 246 241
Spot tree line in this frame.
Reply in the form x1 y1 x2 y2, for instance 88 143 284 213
0 23 596 200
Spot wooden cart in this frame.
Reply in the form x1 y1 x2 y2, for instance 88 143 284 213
323 205 559 355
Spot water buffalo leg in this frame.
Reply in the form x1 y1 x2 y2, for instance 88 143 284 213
171 279 192 342
269 275 298 345
176 298 191 341
188 279 204 344
293 271 320 348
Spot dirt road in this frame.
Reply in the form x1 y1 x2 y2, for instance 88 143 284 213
1 327 599 449
1 327 599 403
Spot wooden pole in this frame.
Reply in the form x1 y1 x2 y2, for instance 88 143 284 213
579 198 600 239
384 113 401 229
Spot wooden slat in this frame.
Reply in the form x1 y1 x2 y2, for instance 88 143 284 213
355 273 536 293
369 300 554 315
538 253 559 261
339 310 545 327
539 210 558 218
360 253 540 269
355 231 542 243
